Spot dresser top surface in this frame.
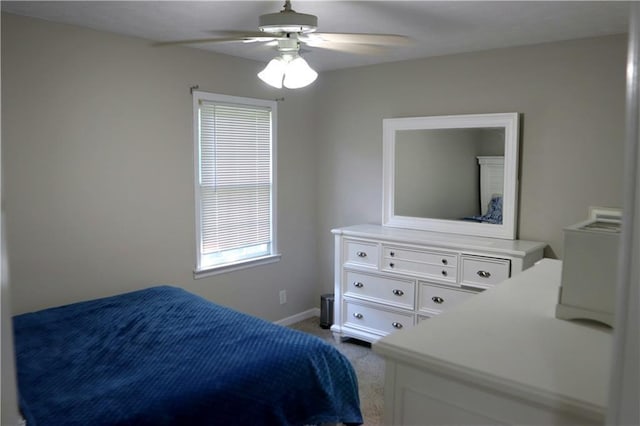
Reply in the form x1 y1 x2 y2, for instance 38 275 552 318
373 258 612 416
332 224 546 256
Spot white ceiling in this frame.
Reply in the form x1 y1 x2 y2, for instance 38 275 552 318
1 1 630 71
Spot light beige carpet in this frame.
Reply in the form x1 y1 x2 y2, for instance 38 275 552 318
289 317 385 426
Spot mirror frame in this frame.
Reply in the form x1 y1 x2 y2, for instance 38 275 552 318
382 112 519 240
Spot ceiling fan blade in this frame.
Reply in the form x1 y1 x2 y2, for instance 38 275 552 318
308 32 411 46
302 40 389 55
154 31 282 47
207 30 285 39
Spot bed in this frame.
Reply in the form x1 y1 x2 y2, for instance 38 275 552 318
13 285 363 426
464 156 504 224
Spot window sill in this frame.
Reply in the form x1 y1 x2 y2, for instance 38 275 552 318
193 253 282 279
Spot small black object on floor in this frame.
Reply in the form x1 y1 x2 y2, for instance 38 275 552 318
320 293 334 329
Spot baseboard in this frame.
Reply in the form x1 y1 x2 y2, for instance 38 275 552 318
274 308 320 326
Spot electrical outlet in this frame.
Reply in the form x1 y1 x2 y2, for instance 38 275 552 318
279 290 287 304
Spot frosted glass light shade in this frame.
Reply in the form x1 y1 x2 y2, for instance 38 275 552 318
283 56 318 89
257 57 286 88
258 54 317 89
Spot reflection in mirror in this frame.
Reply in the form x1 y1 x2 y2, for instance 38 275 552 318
394 128 505 221
382 113 519 240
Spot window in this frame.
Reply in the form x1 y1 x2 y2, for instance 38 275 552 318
193 91 279 277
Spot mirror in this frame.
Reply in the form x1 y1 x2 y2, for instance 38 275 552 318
382 113 519 240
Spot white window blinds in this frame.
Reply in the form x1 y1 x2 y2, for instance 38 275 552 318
194 92 278 274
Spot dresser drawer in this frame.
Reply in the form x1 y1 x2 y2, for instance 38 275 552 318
382 258 457 283
418 282 477 315
384 246 457 267
344 300 414 336
344 240 379 268
460 255 511 289
344 270 415 310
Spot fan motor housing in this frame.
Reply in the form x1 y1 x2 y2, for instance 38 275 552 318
259 11 318 33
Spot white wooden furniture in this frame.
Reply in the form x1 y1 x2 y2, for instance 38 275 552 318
373 259 612 425
556 217 621 327
331 224 546 343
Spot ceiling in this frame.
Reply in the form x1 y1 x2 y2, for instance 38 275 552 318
1 1 630 72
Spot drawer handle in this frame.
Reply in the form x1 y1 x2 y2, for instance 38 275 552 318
441 270 448 277
392 322 403 329
392 289 404 296
353 312 363 319
442 259 448 265
389 251 395 257
432 296 445 304
356 251 367 258
353 281 364 288
477 270 491 278
389 262 395 268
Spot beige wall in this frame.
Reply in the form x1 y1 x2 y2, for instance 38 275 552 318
1 13 628 315
1 13 320 318
314 35 626 294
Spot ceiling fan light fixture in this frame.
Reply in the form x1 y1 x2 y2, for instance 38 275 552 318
283 56 317 89
257 56 287 89
258 53 317 89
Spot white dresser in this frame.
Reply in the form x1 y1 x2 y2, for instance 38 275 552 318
373 259 612 425
331 224 546 343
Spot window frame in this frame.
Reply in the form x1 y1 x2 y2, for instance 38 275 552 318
192 91 280 278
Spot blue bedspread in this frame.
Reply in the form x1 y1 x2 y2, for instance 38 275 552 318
13 286 363 426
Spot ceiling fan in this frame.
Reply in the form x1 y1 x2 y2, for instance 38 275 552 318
157 1 411 88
